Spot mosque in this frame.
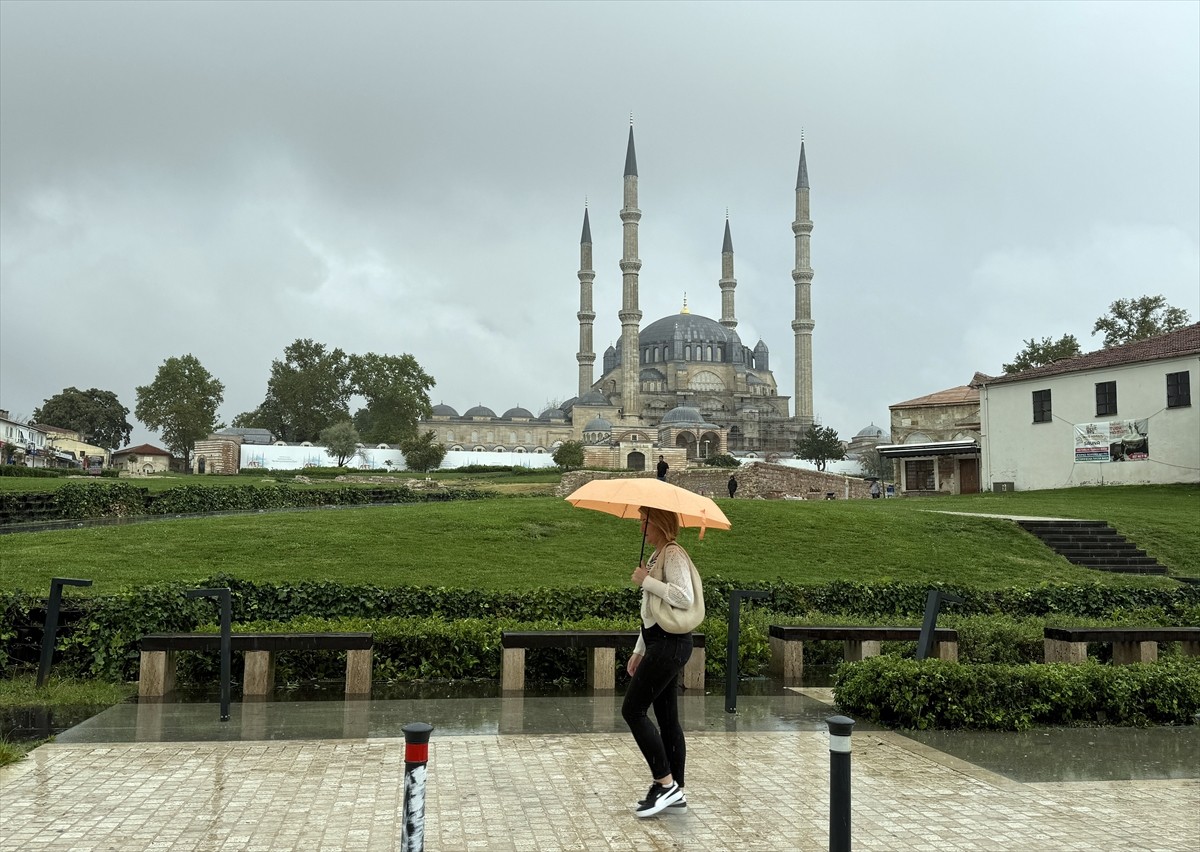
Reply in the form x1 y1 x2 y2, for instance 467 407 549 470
421 126 818 470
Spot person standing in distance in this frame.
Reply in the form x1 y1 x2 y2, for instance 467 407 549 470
656 455 669 481
727 474 738 498
624 506 705 817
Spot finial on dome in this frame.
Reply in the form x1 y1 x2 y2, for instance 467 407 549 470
681 293 690 314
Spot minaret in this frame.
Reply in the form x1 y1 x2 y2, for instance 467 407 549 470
719 213 737 330
618 123 643 421
576 206 596 396
791 140 815 426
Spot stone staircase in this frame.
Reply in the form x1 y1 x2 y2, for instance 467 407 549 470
1016 519 1168 575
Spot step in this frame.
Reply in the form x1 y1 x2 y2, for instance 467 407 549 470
1089 564 1169 575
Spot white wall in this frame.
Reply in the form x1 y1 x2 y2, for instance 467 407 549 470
237 444 559 471
980 355 1199 491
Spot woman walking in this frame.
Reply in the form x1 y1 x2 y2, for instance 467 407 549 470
623 506 705 817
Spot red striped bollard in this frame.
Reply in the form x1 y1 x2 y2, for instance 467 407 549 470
400 722 434 852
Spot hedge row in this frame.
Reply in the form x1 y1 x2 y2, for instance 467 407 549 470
0 481 494 524
834 656 1200 729
3 578 1197 684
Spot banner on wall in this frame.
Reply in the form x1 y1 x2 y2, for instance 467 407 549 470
1073 419 1149 463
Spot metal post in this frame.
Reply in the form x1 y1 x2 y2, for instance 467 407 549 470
726 589 770 713
37 578 93 688
827 714 855 852
186 587 232 721
400 722 434 852
916 589 963 660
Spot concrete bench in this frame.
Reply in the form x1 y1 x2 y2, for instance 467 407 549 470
139 632 373 699
768 625 959 686
1043 627 1200 664
500 630 705 692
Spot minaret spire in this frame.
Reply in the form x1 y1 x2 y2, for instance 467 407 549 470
577 205 596 396
719 214 737 330
618 120 642 421
791 139 815 426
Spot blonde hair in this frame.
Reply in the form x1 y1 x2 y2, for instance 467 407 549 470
641 507 679 542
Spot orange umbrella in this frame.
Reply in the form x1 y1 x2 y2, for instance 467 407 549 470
566 477 732 561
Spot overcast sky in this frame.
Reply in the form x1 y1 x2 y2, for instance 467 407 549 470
2 0 1198 447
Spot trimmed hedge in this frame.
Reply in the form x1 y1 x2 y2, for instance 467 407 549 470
834 656 1200 729
0 481 495 524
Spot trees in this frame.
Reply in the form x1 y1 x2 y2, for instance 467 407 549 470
1002 335 1082 374
32 387 133 449
1092 295 1192 348
134 355 224 467
857 446 894 481
238 339 354 443
350 352 435 444
553 440 584 471
794 424 845 472
319 420 361 467
400 430 447 473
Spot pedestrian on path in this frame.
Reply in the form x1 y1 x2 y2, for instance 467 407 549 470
727 474 738 498
624 506 705 817
656 455 669 481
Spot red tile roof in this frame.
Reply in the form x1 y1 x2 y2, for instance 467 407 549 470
111 443 172 457
984 323 1200 386
891 385 980 409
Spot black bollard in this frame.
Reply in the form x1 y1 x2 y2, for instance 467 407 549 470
400 722 434 852
37 578 92 687
827 714 855 852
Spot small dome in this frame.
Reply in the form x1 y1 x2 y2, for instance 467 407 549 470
501 407 534 420
464 405 497 418
660 405 706 426
560 396 578 412
584 416 613 432
604 344 617 356
538 407 565 421
753 339 769 353
576 389 609 406
431 404 459 417
856 423 887 439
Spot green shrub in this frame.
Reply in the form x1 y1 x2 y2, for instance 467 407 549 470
0 466 66 478
702 454 741 468
833 656 1200 730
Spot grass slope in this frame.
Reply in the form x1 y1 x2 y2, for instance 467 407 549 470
1 485 1194 592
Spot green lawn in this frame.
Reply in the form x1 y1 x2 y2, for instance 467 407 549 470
2 484 1195 593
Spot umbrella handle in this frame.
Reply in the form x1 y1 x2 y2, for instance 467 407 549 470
638 528 648 566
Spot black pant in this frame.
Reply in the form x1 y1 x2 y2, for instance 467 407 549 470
621 627 693 784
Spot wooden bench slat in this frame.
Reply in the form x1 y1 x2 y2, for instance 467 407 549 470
768 626 957 642
501 630 706 650
1044 627 1200 643
140 632 373 652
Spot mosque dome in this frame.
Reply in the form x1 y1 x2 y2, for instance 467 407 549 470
576 389 609 406
464 405 497 418
431 404 459 417
538 407 565 421
638 313 742 349
856 423 887 439
501 407 535 420
660 405 708 426
584 416 613 432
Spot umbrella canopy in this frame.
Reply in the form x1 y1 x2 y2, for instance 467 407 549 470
565 477 732 535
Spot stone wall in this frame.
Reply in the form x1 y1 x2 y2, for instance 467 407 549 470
557 461 872 500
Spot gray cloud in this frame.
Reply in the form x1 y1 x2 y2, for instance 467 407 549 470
2 0 1197 443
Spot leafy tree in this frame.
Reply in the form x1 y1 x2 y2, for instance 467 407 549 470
702 453 741 468
32 387 133 449
553 440 584 471
857 446 894 481
350 352 435 443
794 424 845 472
247 339 355 443
319 420 361 467
134 355 225 468
1002 335 1082 374
400 430 447 473
1092 295 1192 348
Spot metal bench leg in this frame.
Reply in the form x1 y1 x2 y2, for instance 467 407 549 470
139 650 176 698
1044 638 1087 663
588 647 616 691
769 636 804 686
501 648 526 691
243 650 275 698
933 641 958 662
1113 640 1156 664
345 649 373 697
843 640 880 662
682 647 705 690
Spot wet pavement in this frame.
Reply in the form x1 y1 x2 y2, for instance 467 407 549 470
2 688 1198 850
